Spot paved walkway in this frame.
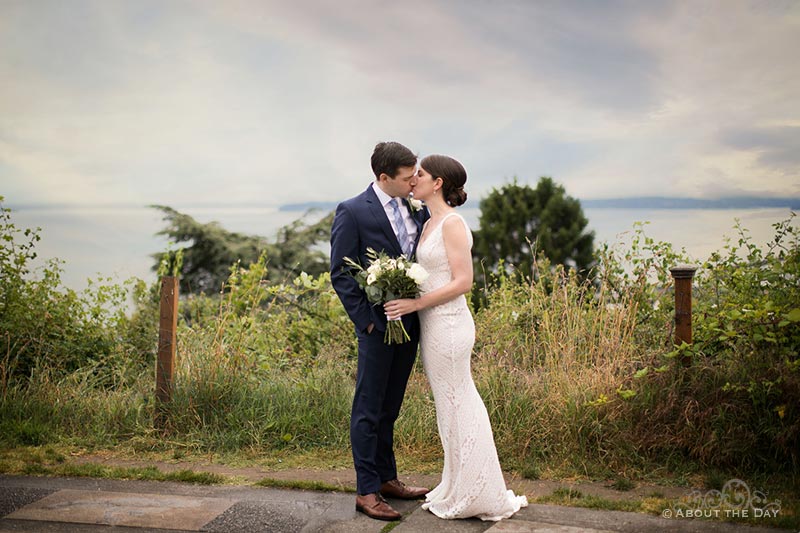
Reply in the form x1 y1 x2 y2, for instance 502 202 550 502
0 475 790 532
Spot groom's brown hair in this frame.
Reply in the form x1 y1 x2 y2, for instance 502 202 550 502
371 141 417 179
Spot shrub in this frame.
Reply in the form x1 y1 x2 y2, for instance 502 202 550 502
0 198 155 387
604 214 799 472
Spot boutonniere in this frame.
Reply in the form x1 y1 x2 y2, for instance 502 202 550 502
407 194 424 213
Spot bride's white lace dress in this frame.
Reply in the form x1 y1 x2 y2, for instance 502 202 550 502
416 212 528 521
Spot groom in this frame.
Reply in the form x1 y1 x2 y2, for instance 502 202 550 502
330 141 430 521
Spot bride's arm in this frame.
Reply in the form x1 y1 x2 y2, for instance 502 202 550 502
384 216 472 319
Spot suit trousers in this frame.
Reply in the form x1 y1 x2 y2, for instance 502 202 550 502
351 321 419 495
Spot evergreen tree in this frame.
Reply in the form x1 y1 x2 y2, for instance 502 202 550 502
473 177 594 280
151 206 333 293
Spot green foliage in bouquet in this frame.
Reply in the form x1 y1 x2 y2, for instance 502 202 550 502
343 248 428 344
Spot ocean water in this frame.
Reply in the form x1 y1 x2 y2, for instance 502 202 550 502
8 204 795 292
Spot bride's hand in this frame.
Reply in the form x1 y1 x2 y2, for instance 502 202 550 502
384 299 418 320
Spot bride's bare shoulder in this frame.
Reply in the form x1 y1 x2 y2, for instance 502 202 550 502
442 212 468 229
441 213 470 240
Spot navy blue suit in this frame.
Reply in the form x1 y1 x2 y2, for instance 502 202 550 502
330 184 429 495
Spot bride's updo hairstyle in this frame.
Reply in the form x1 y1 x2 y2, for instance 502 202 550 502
420 154 468 207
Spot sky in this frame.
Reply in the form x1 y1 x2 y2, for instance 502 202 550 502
1 0 799 208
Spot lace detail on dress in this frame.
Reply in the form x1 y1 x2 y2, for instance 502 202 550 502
416 213 528 521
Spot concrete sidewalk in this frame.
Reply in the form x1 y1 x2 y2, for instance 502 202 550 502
0 475 791 532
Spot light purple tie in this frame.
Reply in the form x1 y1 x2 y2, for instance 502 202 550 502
390 198 413 257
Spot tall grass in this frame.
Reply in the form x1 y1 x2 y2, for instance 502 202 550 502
471 266 644 476
1 364 152 447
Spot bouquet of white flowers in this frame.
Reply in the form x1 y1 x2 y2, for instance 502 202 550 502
344 248 429 344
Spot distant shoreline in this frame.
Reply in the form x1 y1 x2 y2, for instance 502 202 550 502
7 196 799 212
278 197 800 212
579 197 800 210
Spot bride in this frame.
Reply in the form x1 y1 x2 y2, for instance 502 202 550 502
384 155 528 521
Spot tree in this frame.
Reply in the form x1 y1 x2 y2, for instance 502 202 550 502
473 177 595 280
151 206 333 293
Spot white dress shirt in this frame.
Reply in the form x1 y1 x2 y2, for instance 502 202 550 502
371 182 418 246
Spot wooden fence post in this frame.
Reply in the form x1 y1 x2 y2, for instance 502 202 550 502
669 264 698 366
155 276 178 428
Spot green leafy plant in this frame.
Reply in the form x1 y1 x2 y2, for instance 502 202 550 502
0 198 150 386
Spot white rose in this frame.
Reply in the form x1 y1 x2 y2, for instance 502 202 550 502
367 262 382 275
409 197 424 211
396 259 406 270
407 263 429 284
387 259 397 269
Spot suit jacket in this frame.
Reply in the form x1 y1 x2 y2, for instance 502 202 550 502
330 184 430 334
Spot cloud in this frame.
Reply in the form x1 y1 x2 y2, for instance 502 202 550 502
721 126 800 168
1 0 799 207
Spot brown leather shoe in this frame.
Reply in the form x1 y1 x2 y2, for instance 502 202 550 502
355 493 401 521
380 478 429 500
